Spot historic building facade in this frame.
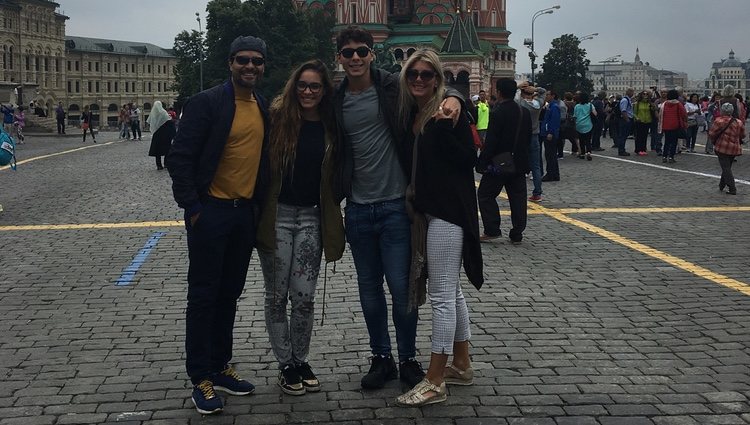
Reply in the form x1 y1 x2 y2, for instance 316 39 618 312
704 50 749 99
64 36 177 126
297 0 516 97
0 0 176 128
586 48 688 94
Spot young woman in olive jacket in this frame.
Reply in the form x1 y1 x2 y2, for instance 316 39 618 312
255 59 345 396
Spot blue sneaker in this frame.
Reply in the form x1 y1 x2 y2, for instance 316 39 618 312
212 367 255 396
191 380 223 415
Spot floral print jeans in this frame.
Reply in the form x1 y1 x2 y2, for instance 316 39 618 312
259 203 322 368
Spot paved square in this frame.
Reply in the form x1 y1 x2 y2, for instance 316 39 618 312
1 132 749 424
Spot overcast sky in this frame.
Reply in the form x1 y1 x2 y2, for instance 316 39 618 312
60 0 744 81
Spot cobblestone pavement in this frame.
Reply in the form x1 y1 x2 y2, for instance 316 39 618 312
1 131 749 425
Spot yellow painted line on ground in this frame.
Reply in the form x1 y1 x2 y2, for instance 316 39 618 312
555 206 750 214
0 140 122 171
533 203 750 296
0 220 182 231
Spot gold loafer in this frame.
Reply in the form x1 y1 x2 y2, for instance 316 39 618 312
395 378 447 407
443 364 473 386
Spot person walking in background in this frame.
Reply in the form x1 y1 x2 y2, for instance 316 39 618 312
633 91 653 155
573 92 595 160
147 101 175 170
166 35 270 415
119 105 131 140
684 94 701 153
709 102 745 195
476 89 489 142
541 89 561 182
517 82 545 202
477 78 532 244
13 106 25 144
616 88 634 156
55 102 66 134
591 91 606 151
394 49 482 407
80 105 96 143
256 59 344 396
130 103 142 140
658 89 687 164
1 104 15 134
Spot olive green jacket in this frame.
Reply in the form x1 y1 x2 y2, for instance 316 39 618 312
256 133 345 263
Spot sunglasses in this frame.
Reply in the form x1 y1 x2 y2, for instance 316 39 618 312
405 69 436 83
296 81 323 93
232 55 265 66
339 47 371 59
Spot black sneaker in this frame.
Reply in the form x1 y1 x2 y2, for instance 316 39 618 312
212 366 255 396
296 362 321 392
361 354 397 389
399 358 425 388
191 379 223 415
279 365 305 396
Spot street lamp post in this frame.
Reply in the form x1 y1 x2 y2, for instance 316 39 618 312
528 5 560 84
599 54 621 91
196 12 204 92
577 32 599 42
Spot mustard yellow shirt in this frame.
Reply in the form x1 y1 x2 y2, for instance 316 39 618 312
208 93 264 199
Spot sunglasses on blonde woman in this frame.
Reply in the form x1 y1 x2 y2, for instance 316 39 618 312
405 69 436 83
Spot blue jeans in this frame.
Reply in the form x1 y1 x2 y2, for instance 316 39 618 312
344 198 416 362
617 120 632 154
529 134 542 196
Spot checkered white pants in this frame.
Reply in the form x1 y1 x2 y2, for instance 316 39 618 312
426 216 471 354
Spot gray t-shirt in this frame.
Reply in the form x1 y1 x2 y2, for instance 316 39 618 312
342 85 406 204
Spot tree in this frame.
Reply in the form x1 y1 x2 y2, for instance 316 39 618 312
172 0 336 102
172 30 206 105
536 34 593 95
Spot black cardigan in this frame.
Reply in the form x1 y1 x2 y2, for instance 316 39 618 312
409 115 484 289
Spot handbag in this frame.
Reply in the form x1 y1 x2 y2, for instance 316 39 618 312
486 104 524 177
81 122 89 130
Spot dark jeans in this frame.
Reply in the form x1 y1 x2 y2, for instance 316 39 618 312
344 199 416 362
131 120 142 139
578 130 592 154
82 126 95 142
529 134 542 196
477 172 527 241
650 121 662 152
717 153 737 193
617 120 632 154
56 118 65 134
663 130 679 159
543 136 560 179
686 125 699 150
591 117 603 149
634 122 650 153
185 199 256 384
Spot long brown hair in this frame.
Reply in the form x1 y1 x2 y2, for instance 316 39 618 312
268 59 335 175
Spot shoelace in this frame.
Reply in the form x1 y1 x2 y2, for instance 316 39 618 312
197 380 216 399
223 367 241 380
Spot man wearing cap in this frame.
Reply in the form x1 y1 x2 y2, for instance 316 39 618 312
517 82 545 202
167 35 270 415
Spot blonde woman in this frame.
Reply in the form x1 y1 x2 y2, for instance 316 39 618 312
395 49 483 407
256 59 344 396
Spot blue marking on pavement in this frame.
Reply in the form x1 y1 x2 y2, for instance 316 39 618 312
115 231 167 286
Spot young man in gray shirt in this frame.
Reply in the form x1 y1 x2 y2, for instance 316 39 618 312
333 26 462 390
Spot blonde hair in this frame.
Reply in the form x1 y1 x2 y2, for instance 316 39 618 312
398 49 446 135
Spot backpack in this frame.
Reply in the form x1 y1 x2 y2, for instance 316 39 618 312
0 128 16 170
